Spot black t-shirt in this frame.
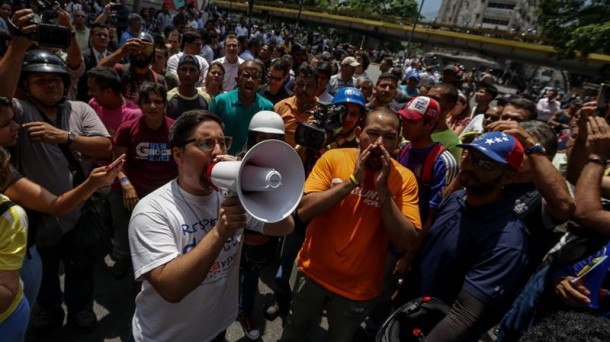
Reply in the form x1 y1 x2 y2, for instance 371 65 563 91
167 92 209 119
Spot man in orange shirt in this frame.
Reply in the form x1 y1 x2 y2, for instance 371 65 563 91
280 108 421 342
274 63 319 147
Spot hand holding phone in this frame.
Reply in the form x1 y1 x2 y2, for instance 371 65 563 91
106 154 126 172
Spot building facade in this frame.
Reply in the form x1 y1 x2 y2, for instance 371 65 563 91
437 0 538 32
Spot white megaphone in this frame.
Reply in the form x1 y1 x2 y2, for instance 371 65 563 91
207 140 305 223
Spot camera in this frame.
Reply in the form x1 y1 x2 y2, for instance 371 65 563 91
31 0 72 49
110 2 123 11
295 104 346 151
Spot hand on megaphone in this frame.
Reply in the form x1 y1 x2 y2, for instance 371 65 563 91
216 196 248 240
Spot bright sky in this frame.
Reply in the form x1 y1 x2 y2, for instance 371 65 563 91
417 0 442 20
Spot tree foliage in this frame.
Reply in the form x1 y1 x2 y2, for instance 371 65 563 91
537 0 610 57
336 0 418 19
281 0 419 19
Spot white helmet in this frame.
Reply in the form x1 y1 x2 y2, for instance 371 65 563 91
249 111 285 135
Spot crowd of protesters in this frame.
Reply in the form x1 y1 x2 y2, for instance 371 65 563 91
0 1 610 342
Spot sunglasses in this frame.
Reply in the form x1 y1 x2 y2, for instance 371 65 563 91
183 137 233 152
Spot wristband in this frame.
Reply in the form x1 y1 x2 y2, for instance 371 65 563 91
120 177 130 185
588 156 608 167
349 174 360 187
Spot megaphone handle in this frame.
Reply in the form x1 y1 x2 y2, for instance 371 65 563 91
219 188 236 198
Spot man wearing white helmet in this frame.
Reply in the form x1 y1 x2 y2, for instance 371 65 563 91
237 110 285 340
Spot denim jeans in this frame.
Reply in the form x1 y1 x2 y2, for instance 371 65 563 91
0 297 30 342
20 245 42 306
36 233 95 313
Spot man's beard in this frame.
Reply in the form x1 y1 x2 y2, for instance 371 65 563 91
132 54 153 69
460 171 504 194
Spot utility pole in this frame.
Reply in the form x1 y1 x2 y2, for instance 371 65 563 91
405 0 425 58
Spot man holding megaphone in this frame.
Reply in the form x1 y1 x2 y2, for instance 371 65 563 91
127 110 295 342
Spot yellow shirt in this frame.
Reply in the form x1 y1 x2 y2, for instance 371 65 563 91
0 194 27 322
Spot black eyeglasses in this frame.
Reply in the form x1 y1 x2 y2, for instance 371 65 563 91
462 150 502 171
183 137 233 152
239 72 261 80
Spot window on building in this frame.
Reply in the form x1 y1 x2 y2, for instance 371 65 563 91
488 2 516 9
482 17 510 26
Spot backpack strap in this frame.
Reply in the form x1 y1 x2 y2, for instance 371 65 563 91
398 142 412 162
0 200 15 217
421 143 446 185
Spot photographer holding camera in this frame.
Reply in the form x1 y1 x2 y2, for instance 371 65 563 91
6 2 85 101
0 8 112 333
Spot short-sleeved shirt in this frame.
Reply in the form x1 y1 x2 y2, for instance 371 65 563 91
397 144 458 222
298 148 422 301
274 96 314 148
212 56 244 91
129 180 262 342
328 74 356 96
209 90 273 155
432 128 462 165
11 99 110 233
0 194 28 323
113 116 177 198
166 88 211 119
88 98 142 137
404 191 529 308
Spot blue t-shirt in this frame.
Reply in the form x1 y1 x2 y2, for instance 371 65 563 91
209 90 273 155
404 191 530 308
397 143 458 222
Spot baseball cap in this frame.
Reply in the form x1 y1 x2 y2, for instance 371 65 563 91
397 96 440 121
405 72 420 82
341 56 360 67
457 131 524 171
178 54 200 69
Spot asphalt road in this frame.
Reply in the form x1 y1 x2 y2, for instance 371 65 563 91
25 254 322 342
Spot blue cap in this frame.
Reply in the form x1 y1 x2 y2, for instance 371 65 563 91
457 131 524 171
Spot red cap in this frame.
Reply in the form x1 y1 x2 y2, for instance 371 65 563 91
397 96 441 121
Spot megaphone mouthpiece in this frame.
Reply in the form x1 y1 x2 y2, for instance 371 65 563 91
241 165 282 191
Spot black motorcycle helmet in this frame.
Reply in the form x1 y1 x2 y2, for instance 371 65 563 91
21 49 71 97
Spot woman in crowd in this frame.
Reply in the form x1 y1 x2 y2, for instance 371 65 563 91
0 147 29 341
446 91 471 135
199 61 225 100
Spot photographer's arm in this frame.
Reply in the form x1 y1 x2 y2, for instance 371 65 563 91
56 8 82 69
0 9 35 98
98 39 140 67
93 4 112 25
